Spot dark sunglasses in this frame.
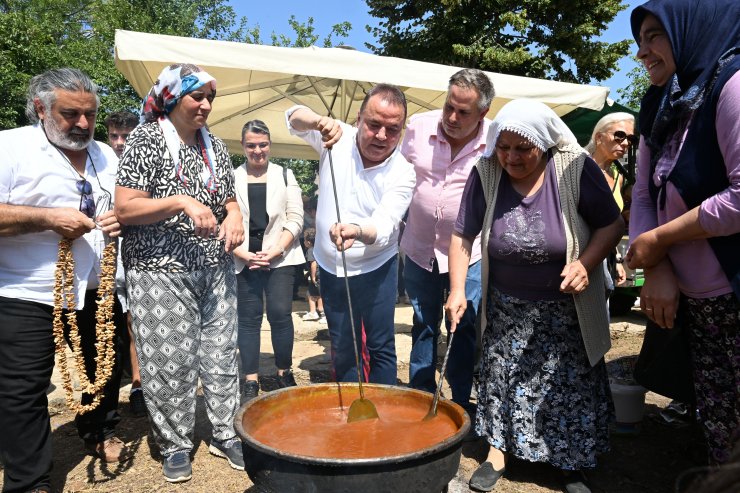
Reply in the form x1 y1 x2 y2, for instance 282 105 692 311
245 142 270 150
613 130 638 145
76 179 95 219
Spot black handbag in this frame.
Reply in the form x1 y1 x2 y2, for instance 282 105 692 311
633 313 696 405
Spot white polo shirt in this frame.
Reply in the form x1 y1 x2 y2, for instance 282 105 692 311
286 106 416 277
0 124 118 309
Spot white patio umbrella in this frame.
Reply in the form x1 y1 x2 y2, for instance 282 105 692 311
114 29 609 159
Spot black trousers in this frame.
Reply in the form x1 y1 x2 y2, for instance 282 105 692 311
0 292 125 493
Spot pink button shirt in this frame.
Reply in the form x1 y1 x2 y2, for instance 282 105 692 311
400 110 488 273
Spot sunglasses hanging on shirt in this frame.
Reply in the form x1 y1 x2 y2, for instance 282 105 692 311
76 179 96 219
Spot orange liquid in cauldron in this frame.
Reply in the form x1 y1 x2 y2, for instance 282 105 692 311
250 399 459 459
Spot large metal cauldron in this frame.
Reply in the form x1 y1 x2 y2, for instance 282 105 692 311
235 383 470 493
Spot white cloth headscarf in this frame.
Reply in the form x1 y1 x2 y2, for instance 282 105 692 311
483 99 578 157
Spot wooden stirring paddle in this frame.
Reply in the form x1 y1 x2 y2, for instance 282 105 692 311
424 330 455 420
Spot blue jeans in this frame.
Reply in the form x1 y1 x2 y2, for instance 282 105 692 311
405 257 481 406
320 256 398 385
237 265 296 374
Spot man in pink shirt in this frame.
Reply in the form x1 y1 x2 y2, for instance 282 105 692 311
400 68 494 412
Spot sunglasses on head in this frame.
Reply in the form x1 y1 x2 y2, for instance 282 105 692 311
612 130 638 145
245 142 270 150
76 179 96 219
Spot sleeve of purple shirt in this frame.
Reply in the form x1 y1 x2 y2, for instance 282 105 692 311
454 167 486 239
629 137 659 243
578 156 621 229
698 71 740 236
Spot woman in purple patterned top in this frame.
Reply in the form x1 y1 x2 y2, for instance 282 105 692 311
446 99 624 493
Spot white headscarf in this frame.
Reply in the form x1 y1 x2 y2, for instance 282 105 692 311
483 99 578 157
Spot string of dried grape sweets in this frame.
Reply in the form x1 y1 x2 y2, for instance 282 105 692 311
52 238 117 414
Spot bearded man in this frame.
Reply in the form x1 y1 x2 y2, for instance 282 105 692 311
0 68 128 493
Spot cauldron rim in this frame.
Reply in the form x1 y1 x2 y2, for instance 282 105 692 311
234 382 471 466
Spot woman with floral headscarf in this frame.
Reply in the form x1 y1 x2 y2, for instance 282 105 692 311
625 0 740 465
446 99 624 492
114 64 244 483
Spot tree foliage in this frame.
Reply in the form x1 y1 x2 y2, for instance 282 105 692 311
0 0 248 132
617 62 651 111
0 1 349 193
365 0 632 84
249 15 351 49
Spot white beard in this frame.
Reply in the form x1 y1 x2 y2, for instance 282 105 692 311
42 116 93 151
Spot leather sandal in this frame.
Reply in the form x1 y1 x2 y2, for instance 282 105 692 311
84 436 131 462
469 461 505 492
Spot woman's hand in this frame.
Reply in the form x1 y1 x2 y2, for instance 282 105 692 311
249 244 284 267
329 223 360 251
234 245 264 270
560 259 589 294
615 262 627 286
625 229 667 269
444 289 467 333
640 259 680 328
218 206 244 253
95 209 121 238
181 196 218 238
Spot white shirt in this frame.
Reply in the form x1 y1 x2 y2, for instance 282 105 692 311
0 124 118 309
286 106 416 277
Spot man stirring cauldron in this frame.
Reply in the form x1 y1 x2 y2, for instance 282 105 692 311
286 84 416 385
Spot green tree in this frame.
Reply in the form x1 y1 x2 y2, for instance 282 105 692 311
246 15 354 195
365 0 632 84
0 0 248 131
1 1 350 193
250 15 351 48
617 62 651 111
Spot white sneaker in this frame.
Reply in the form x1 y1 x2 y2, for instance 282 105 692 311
302 311 320 321
318 316 327 324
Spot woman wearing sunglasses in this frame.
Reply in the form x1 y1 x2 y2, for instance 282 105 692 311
586 113 637 300
626 0 739 466
586 113 636 212
114 63 245 482
232 120 305 402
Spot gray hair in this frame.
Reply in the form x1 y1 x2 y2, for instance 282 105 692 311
241 119 271 141
359 83 407 121
25 68 99 124
449 68 495 111
585 112 636 154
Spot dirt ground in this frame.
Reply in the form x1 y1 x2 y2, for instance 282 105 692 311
0 296 709 493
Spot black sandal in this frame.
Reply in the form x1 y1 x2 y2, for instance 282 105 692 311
469 461 505 492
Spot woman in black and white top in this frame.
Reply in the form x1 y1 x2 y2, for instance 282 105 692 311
233 120 305 402
115 63 245 482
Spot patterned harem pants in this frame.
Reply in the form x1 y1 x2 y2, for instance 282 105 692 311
127 266 239 456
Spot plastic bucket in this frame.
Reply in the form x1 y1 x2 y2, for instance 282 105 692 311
607 356 647 424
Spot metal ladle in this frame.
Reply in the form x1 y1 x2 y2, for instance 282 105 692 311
326 147 380 423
